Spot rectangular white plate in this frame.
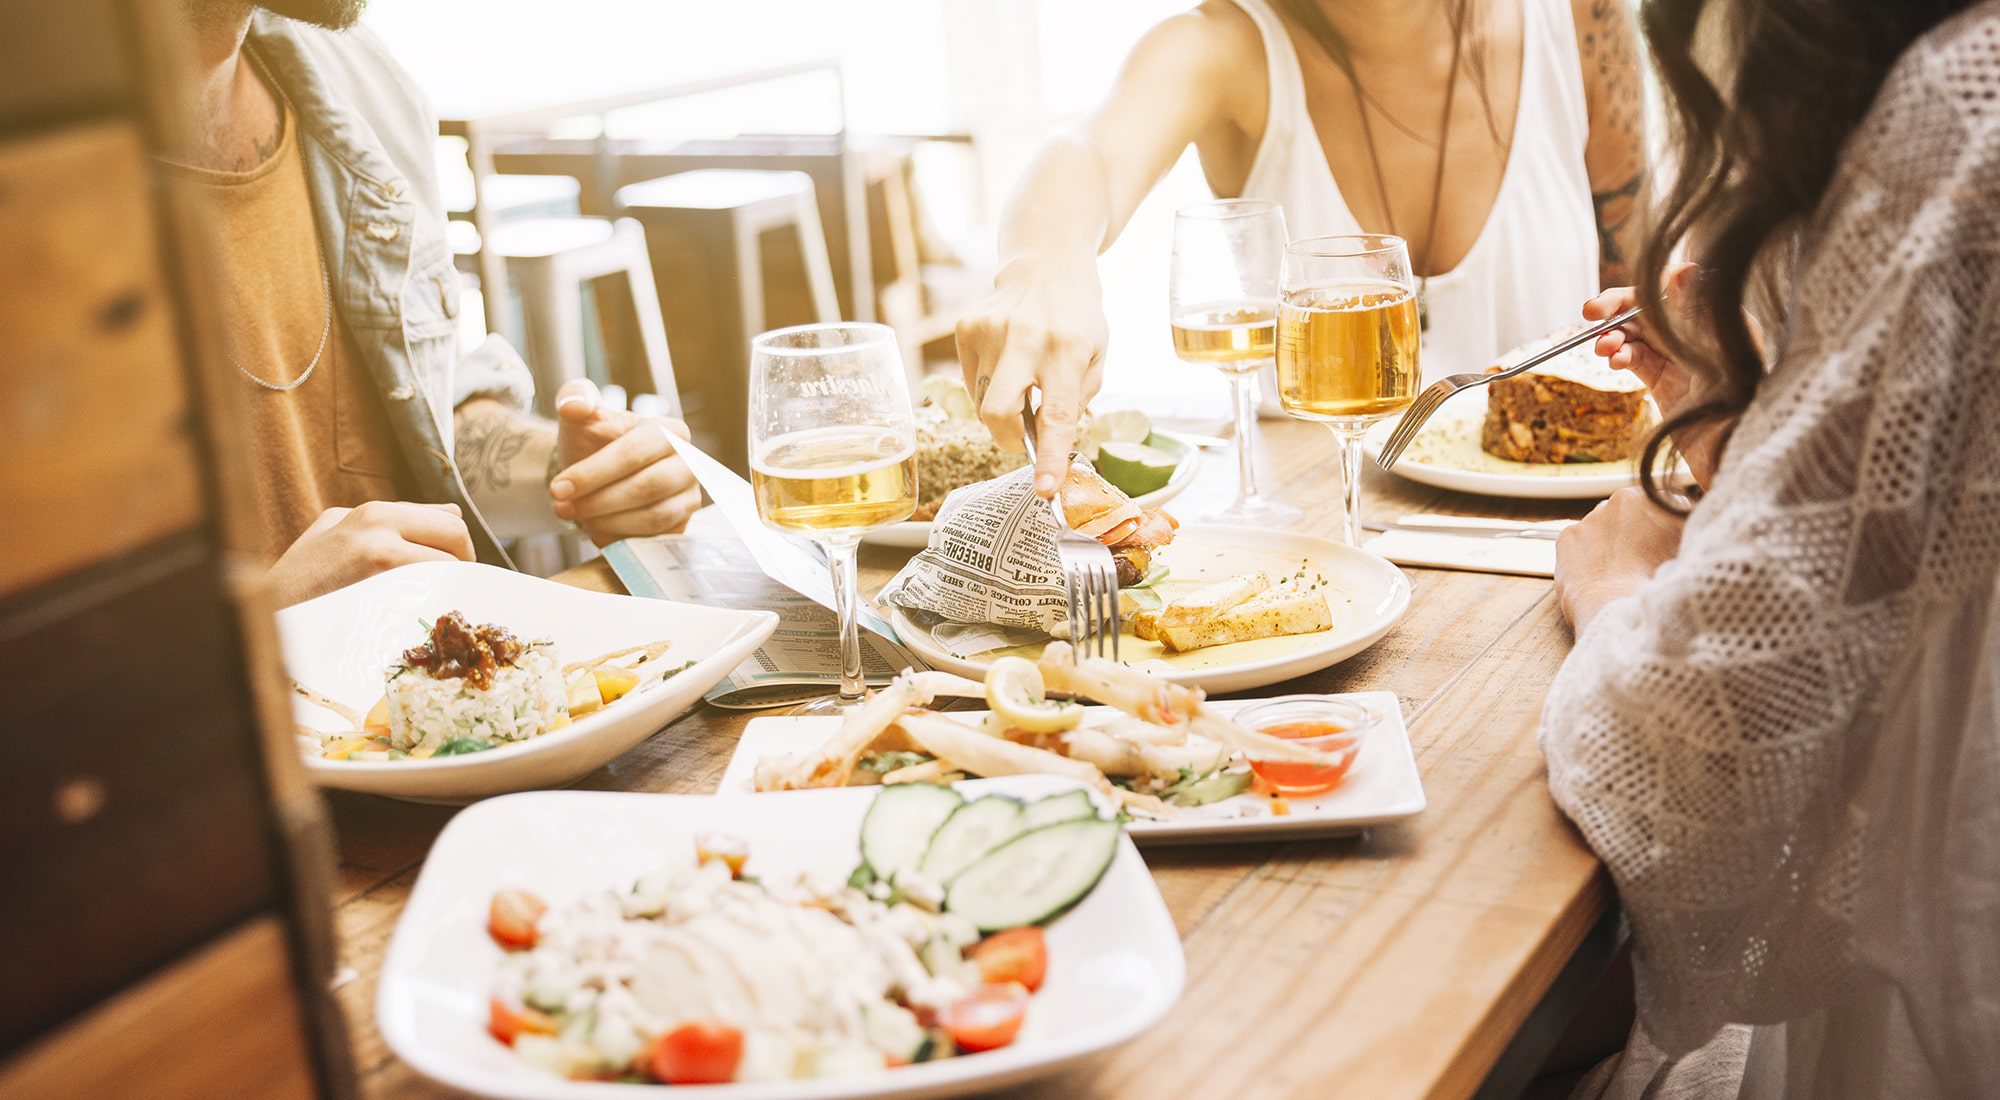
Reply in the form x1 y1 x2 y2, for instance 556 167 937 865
717 694 1425 844
281 560 777 802
378 777 1184 1100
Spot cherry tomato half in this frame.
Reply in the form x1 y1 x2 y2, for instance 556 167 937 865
487 997 557 1045
649 1020 745 1085
488 889 546 950
939 982 1030 1053
968 927 1048 992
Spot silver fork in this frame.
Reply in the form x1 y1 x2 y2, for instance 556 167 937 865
1022 401 1121 661
1375 307 1641 470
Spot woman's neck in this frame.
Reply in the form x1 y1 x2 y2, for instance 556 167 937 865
1317 0 1454 62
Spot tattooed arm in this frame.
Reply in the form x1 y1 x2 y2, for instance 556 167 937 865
454 387 702 546
453 397 559 538
1574 0 1650 289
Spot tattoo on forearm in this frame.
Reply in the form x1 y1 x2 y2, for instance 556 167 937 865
455 408 534 494
1594 172 1645 285
1577 0 1649 287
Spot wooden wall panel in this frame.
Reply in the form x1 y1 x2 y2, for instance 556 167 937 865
0 917 317 1100
0 539 280 1051
0 121 206 598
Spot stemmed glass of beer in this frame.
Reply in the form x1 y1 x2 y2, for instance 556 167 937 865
1275 235 1421 547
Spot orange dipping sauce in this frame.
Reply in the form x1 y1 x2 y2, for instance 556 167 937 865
1247 719 1359 796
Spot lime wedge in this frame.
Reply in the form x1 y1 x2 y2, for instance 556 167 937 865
1095 440 1178 497
921 374 977 421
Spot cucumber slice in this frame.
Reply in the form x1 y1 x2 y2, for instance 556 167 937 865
945 818 1123 931
860 783 964 881
1020 789 1099 830
920 796 1026 884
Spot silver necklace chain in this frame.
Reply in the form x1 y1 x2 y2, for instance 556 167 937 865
233 257 332 391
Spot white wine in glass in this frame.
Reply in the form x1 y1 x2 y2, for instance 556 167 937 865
1169 200 1300 526
1170 301 1278 368
749 323 917 715
751 425 918 534
1276 236 1421 546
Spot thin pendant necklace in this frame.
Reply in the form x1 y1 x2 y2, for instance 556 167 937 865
1345 16 1465 333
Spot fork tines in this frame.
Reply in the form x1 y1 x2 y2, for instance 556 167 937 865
1050 496 1121 662
1376 382 1456 469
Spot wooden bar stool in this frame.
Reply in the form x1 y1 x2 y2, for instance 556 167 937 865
616 169 840 471
486 215 681 418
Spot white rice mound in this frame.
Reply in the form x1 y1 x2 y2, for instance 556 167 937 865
384 643 565 753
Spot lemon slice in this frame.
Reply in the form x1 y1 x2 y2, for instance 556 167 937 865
984 656 1083 733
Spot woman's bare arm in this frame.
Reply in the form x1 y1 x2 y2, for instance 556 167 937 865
1574 0 1650 288
959 6 1259 496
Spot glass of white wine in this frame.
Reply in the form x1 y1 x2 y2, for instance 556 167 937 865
749 323 918 715
1170 199 1301 526
1276 235 1421 547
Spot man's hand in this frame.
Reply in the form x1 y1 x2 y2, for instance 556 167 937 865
1553 487 1687 632
549 379 702 546
269 501 475 607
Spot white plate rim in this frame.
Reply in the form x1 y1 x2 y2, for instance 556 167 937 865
887 524 1412 694
376 778 1186 1100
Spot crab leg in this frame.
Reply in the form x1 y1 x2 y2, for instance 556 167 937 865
1035 643 1203 724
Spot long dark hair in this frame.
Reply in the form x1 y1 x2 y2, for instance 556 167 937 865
1635 0 1980 505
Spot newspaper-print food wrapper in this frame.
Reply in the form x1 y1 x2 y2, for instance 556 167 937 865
877 466 1072 639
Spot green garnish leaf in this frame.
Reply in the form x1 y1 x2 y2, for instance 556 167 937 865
859 751 933 774
435 737 495 756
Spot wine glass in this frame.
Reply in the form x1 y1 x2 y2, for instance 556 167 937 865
1275 235 1421 547
1169 199 1301 526
748 323 917 715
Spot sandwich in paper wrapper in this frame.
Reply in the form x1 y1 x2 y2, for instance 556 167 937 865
878 463 1177 654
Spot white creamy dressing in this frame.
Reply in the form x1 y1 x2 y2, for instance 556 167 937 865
496 859 976 1081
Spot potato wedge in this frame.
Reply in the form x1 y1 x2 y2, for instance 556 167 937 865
1158 584 1333 653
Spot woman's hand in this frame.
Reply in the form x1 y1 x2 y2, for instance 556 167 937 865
550 379 703 546
269 501 476 607
1553 487 1687 632
956 259 1108 499
1584 262 1726 488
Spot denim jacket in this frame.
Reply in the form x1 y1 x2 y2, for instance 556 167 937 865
246 13 532 566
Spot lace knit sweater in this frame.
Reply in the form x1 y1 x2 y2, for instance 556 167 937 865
1540 7 2000 1097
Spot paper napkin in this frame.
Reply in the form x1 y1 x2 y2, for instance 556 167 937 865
1362 515 1574 578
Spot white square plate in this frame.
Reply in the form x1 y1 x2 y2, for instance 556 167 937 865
718 694 1426 844
377 777 1184 1099
280 560 777 802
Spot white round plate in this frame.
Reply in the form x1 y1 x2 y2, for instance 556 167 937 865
379 777 1183 1100
868 430 1202 549
280 561 777 802
888 524 1411 694
1363 392 1681 500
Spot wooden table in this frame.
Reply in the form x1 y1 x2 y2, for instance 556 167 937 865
325 418 1612 1098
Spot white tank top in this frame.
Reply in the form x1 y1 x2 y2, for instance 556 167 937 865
1229 0 1600 381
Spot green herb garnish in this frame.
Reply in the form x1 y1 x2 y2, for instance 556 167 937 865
434 737 495 756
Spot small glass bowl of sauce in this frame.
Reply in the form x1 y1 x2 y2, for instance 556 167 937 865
1233 695 1372 796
